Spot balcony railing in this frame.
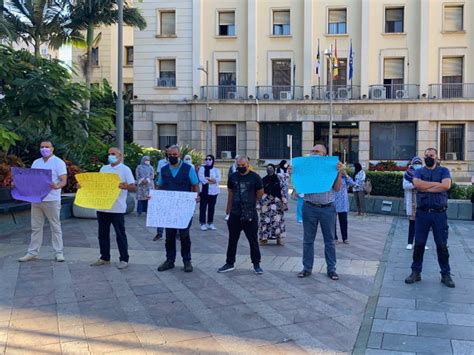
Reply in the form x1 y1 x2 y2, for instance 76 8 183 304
256 86 304 100
368 84 420 100
311 85 361 100
156 78 176 87
200 86 248 100
429 83 474 99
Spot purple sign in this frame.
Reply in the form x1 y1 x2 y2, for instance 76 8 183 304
11 168 52 203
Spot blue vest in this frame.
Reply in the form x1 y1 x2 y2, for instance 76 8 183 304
160 163 192 192
416 166 450 209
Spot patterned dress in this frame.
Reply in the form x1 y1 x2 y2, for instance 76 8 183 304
257 175 287 241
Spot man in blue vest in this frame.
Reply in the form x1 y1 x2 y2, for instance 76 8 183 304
405 147 455 288
156 145 200 273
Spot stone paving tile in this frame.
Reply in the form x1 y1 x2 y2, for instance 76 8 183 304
371 319 417 335
451 339 474 355
381 333 453 354
417 322 474 341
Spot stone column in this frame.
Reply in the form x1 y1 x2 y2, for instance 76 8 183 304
246 121 259 160
302 121 314 155
419 0 430 97
192 0 202 97
303 0 314 99
359 121 370 167
360 0 370 98
417 120 437 158
247 0 257 98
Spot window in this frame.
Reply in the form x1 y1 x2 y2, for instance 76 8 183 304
218 61 236 99
383 58 404 98
125 46 133 65
314 122 359 163
385 7 404 33
218 11 235 36
327 58 347 87
157 124 177 150
91 47 99 66
273 10 290 35
444 5 463 32
124 83 133 98
159 10 176 36
260 123 302 159
216 125 237 159
440 124 464 161
442 57 463 98
370 122 416 160
328 9 347 34
157 59 176 87
272 59 292 99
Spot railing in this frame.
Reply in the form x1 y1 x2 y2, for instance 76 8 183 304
256 86 304 100
429 83 474 99
200 86 248 100
368 84 420 100
156 78 176 87
311 85 361 100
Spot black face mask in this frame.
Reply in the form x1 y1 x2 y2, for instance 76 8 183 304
424 156 435 168
266 169 274 176
237 166 247 174
168 156 179 165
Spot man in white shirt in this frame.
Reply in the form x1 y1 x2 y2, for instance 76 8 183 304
19 141 67 262
89 147 136 270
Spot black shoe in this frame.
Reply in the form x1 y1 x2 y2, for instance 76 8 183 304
217 264 235 273
297 270 312 278
441 274 455 288
327 271 339 280
153 233 162 241
405 271 421 284
183 261 193 273
157 260 174 272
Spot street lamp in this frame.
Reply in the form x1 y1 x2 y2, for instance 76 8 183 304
324 46 334 156
197 61 210 154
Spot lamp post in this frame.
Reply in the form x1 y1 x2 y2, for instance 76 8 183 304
197 61 210 154
324 46 334 156
116 0 124 153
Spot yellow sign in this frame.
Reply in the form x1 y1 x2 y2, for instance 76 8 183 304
74 173 121 210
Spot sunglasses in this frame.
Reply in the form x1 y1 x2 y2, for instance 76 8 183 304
205 158 213 161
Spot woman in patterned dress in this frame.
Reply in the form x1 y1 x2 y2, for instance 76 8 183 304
257 164 287 246
135 155 154 216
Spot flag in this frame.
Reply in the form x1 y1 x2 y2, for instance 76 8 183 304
349 39 353 80
333 39 339 79
316 39 320 77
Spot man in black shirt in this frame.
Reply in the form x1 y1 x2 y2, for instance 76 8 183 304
218 156 264 274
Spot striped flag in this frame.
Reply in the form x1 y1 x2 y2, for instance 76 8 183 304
333 39 339 79
349 39 353 80
316 39 320 76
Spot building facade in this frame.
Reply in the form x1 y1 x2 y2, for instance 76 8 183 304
133 0 474 181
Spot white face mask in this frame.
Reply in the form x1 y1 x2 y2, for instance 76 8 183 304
184 159 192 164
144 161 151 165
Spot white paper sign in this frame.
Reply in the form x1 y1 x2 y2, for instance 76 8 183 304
146 190 197 229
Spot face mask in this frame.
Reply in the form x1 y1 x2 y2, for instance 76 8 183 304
184 159 192 165
40 148 51 157
205 160 213 166
283 164 288 169
237 166 247 174
144 161 151 165
267 168 274 175
424 156 435 168
168 156 179 165
413 164 422 170
108 155 118 164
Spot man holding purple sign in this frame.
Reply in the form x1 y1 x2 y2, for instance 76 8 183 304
18 141 67 262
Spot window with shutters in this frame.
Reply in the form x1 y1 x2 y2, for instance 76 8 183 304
385 7 404 33
218 11 235 36
272 60 292 99
327 58 347 86
157 10 176 36
328 9 347 34
125 46 133 65
440 124 464 161
443 5 463 32
370 122 417 160
218 61 237 99
216 125 237 159
272 10 290 35
157 124 177 150
442 57 463 98
156 59 176 87
383 58 404 99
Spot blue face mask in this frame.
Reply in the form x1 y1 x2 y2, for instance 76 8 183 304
108 155 118 164
413 164 422 170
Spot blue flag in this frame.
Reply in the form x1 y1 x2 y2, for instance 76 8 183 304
349 40 353 80
316 39 320 77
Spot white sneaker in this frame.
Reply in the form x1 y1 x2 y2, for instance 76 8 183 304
117 261 128 270
425 245 429 250
18 254 37 262
406 244 413 250
224 215 229 221
200 224 208 231
55 253 65 262
207 224 217 230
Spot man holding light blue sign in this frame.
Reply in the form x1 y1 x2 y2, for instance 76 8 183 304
290 144 344 280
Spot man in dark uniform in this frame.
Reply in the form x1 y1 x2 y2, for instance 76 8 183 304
155 145 200 273
405 148 455 288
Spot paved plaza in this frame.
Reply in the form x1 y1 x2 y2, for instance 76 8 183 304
0 192 473 354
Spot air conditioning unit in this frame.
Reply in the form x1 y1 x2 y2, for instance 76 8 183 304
262 93 271 100
445 152 457 160
395 89 408 99
325 91 336 100
280 91 292 100
221 151 232 159
337 87 352 100
227 91 237 99
370 86 386 99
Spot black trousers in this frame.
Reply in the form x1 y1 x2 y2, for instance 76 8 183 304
199 193 218 224
334 212 348 241
97 212 129 262
165 220 192 263
408 219 416 244
226 213 261 265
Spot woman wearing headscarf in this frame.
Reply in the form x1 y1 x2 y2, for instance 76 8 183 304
257 164 287 245
276 159 290 203
334 170 354 243
135 155 154 216
353 162 366 216
198 154 221 231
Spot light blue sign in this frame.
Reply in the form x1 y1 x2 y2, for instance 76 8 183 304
292 156 339 194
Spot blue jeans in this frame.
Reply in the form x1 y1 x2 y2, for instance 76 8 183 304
296 197 304 221
302 202 337 273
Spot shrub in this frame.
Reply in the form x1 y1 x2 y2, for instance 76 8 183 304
448 183 474 200
365 171 404 198
0 154 25 187
180 145 204 166
369 161 407 172
64 160 82 193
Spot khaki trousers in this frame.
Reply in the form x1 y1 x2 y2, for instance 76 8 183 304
28 200 63 256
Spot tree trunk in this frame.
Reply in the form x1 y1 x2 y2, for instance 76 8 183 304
83 22 95 114
34 37 41 58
